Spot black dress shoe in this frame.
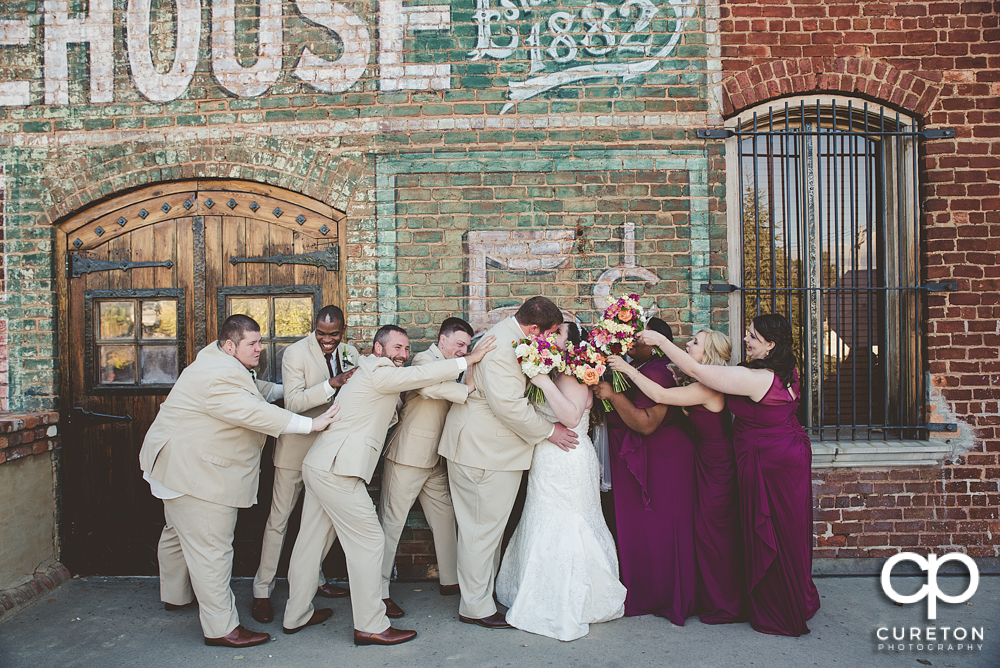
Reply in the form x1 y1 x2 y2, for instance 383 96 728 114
283 608 333 634
354 627 417 646
459 612 512 629
316 583 350 598
382 597 405 618
204 625 270 647
164 601 195 611
438 584 460 596
252 597 273 624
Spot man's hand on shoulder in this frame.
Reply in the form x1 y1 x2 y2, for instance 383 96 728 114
549 422 579 452
464 335 497 365
329 366 358 388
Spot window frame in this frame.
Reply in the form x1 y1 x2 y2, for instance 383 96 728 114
84 288 187 394
723 96 948 466
216 285 322 384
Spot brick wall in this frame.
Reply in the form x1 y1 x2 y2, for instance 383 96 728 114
0 0 723 407
718 0 1000 559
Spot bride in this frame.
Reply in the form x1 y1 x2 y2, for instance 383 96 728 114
496 322 626 641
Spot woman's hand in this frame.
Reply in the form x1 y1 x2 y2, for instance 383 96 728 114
593 380 616 400
529 373 555 388
607 355 638 379
636 329 668 348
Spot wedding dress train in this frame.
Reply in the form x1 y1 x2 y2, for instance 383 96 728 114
496 403 626 641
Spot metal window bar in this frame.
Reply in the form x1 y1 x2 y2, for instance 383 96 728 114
726 99 951 441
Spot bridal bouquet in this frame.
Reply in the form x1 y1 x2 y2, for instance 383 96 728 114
514 332 565 403
589 294 649 411
561 339 606 387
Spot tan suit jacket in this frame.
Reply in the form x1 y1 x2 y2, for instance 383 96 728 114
274 334 360 471
139 342 295 508
302 354 465 483
439 317 553 471
384 344 469 469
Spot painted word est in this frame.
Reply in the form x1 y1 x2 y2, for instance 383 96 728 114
0 0 450 107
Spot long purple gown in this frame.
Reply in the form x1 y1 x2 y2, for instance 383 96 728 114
606 358 696 625
688 403 746 624
727 370 821 636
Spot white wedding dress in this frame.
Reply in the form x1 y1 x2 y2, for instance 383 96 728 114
495 402 626 641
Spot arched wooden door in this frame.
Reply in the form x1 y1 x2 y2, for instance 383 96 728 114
56 180 346 575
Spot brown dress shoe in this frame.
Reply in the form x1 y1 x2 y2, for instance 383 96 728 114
353 627 417 646
204 625 270 648
438 584 460 597
283 607 333 635
251 597 273 624
164 601 195 612
316 583 350 598
382 598 405 618
459 612 512 629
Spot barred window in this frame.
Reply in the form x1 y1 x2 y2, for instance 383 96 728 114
724 97 940 442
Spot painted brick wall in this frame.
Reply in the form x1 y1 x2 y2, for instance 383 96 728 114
717 0 1000 559
0 0 723 409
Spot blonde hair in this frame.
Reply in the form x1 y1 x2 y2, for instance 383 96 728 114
678 328 733 386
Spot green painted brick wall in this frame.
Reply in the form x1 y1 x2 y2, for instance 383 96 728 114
0 0 726 409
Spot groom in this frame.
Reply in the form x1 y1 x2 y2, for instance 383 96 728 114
439 296 579 628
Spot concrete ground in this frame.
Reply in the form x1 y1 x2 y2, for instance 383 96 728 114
0 575 996 668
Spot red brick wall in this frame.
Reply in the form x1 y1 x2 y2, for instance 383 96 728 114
719 0 1000 559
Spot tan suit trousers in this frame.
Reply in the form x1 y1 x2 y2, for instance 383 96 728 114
446 459 523 619
253 466 332 598
378 459 458 598
284 464 390 634
158 495 241 638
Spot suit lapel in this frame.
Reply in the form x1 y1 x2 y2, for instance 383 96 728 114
305 332 330 379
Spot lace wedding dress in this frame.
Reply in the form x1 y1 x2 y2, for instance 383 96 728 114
495 402 626 641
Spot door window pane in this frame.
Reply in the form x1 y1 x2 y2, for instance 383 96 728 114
140 346 178 384
99 346 136 384
141 300 178 339
230 297 269 337
274 297 313 338
100 302 135 339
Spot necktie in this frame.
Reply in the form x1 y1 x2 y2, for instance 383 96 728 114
325 352 335 378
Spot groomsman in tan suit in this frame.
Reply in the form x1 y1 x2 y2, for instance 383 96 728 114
251 305 360 624
282 325 496 645
139 314 340 648
439 296 579 628
378 317 476 615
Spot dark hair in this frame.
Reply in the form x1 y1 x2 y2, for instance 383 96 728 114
743 313 797 388
438 317 474 340
373 324 408 350
219 314 260 346
315 305 345 326
515 296 563 332
645 317 673 342
563 321 582 347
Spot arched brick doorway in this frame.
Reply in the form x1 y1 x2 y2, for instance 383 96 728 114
56 180 346 575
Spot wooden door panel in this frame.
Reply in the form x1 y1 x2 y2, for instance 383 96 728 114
60 182 345 576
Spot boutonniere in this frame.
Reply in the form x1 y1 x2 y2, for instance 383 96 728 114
339 343 354 370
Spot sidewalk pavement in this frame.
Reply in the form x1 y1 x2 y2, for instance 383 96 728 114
0 575 996 668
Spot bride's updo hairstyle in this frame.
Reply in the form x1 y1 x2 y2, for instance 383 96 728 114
742 313 797 389
563 321 583 347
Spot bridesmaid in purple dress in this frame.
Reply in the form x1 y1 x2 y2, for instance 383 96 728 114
608 328 746 625
637 314 820 637
593 318 697 626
